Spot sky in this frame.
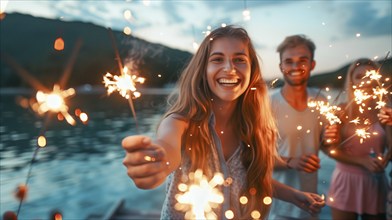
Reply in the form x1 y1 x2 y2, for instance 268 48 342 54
2 0 392 80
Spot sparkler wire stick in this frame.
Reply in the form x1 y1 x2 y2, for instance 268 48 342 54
107 28 139 132
16 114 52 216
377 51 390 74
59 39 83 88
3 40 83 216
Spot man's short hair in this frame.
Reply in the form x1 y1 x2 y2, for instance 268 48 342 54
277 35 316 61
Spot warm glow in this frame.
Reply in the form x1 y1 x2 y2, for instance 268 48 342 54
54 37 65 51
263 196 272 205
35 85 76 125
79 112 88 123
144 155 155 162
15 184 28 201
239 196 248 205
124 10 132 20
175 169 224 220
38 135 46 147
308 100 341 125
123 26 132 35
103 66 145 100
46 94 63 110
54 213 62 220
75 108 81 116
225 210 234 219
251 210 261 219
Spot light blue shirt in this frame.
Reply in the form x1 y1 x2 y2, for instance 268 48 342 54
269 88 325 220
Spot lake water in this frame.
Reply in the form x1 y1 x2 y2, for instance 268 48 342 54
0 90 168 219
0 88 388 219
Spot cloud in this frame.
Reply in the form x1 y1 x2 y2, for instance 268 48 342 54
203 1 289 11
344 1 392 37
160 1 187 23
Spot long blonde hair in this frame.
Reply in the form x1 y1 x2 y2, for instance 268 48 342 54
162 25 276 218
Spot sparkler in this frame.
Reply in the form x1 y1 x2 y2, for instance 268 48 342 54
347 55 391 140
325 55 391 157
2 39 86 217
175 169 224 220
308 87 342 126
104 28 145 132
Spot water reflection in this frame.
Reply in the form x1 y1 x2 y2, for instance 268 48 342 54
0 93 167 219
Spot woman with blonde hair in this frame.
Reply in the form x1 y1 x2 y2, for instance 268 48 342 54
122 25 324 219
327 58 389 220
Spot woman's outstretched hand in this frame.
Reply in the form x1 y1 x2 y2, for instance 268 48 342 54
122 135 169 189
294 191 325 216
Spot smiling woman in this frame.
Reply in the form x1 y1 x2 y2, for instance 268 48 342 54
121 25 325 220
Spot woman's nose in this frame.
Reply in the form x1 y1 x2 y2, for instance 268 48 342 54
223 61 235 73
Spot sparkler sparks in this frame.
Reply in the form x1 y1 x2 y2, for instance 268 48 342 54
33 84 77 125
103 66 145 99
307 100 342 125
355 128 371 143
175 169 224 220
348 66 390 141
105 28 146 132
3 38 87 217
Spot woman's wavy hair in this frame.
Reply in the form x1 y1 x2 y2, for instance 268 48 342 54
162 25 276 218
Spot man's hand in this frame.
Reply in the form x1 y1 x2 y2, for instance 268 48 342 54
288 154 320 173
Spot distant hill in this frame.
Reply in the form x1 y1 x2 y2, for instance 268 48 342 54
1 13 391 89
0 13 192 88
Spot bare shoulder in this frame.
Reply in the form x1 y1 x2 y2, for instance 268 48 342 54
158 113 189 134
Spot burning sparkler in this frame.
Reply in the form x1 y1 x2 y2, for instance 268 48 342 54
33 84 77 125
175 169 224 220
2 38 86 217
104 29 146 132
308 99 342 125
103 66 145 100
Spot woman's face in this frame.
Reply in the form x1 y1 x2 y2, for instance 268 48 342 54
352 64 376 88
206 37 251 104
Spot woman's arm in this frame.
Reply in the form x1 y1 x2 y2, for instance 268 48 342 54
122 114 187 189
326 146 384 173
272 179 325 215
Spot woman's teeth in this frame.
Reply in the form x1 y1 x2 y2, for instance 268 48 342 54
218 78 239 84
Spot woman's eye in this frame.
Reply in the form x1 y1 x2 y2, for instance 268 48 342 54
210 57 223 62
233 57 246 63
